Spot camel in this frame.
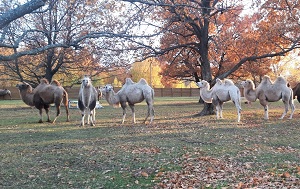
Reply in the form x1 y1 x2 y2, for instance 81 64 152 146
16 78 70 123
241 75 295 119
292 83 300 103
78 76 97 126
101 78 154 124
0 89 12 100
196 78 242 122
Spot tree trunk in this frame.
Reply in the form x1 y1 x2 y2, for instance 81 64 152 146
197 102 214 116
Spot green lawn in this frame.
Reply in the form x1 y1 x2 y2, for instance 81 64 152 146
0 98 299 188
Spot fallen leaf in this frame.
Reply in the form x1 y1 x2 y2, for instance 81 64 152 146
141 171 149 177
281 172 291 178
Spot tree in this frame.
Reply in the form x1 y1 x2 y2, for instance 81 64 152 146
0 0 47 29
130 58 164 88
119 0 300 116
0 0 132 85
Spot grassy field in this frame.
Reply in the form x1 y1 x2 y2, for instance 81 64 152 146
0 97 299 188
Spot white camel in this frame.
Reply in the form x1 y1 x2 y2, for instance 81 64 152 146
78 76 97 126
241 75 295 119
196 78 242 122
102 78 154 124
0 89 11 100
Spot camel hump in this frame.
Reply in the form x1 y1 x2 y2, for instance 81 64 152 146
274 76 287 85
50 80 61 86
138 78 148 85
261 75 273 84
224 79 234 86
40 78 49 84
216 78 223 85
216 78 234 86
125 78 135 85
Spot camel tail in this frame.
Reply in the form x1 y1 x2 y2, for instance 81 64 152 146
151 88 155 100
63 89 70 121
63 89 69 107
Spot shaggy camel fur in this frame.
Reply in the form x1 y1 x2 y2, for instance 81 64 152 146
102 78 154 124
0 89 11 99
78 76 97 126
241 75 295 119
197 78 242 122
292 83 300 103
17 79 70 123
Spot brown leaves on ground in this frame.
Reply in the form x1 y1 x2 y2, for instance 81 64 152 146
155 152 300 188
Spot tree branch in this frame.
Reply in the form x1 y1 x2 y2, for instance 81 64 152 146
0 0 47 29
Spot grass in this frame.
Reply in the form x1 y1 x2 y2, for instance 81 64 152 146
0 97 299 188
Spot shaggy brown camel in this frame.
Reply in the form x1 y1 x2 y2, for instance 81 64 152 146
241 75 295 119
17 79 70 123
292 83 300 103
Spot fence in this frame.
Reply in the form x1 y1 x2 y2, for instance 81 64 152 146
0 86 203 100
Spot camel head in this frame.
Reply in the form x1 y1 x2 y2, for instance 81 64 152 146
16 82 33 93
241 79 255 90
196 80 210 89
3 89 11 95
102 84 114 93
81 76 92 88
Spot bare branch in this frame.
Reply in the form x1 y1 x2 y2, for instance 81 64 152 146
0 0 47 29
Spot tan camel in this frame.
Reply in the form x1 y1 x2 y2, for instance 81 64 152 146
241 75 295 119
17 79 70 123
197 78 242 122
102 78 154 124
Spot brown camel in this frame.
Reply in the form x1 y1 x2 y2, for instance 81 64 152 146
17 79 70 123
292 83 300 103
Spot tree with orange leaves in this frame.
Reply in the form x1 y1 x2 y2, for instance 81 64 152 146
121 0 300 115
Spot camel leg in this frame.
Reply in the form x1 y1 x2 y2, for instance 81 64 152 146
52 104 61 123
63 96 70 122
144 103 154 124
65 105 70 122
263 105 269 120
44 104 51 122
215 104 220 119
150 106 154 124
259 98 269 119
233 100 242 122
121 103 127 124
38 108 43 123
288 98 295 119
87 111 90 125
129 104 136 124
212 99 220 119
89 110 95 126
80 111 85 127
219 102 224 119
279 100 289 119
92 109 96 124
